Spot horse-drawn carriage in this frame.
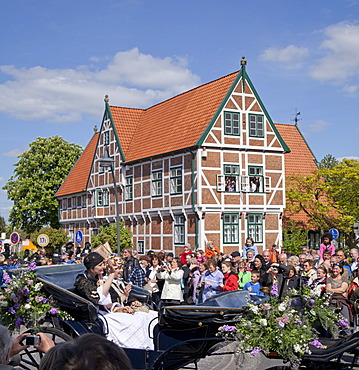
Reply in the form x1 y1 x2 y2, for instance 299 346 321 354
5 264 359 370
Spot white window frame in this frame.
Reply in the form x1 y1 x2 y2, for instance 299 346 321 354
170 167 182 195
248 213 263 243
224 111 240 136
249 114 264 137
224 164 240 192
174 214 185 244
223 213 239 244
151 170 163 197
125 176 133 201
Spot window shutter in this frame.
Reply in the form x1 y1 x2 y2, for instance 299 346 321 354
265 176 271 192
241 175 250 192
216 175 225 192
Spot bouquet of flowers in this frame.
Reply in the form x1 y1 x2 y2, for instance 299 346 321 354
0 262 71 332
218 286 347 366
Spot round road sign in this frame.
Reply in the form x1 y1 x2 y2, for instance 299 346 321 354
329 228 339 240
37 234 50 247
75 230 83 244
10 232 20 245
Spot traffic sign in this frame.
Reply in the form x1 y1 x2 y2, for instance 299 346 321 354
329 228 339 240
37 234 50 247
10 232 20 245
75 230 83 244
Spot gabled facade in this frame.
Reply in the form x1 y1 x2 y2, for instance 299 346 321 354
57 63 293 255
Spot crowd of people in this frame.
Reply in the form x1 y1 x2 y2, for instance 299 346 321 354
2 231 359 369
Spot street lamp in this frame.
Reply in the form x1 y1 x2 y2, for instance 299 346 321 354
97 149 121 256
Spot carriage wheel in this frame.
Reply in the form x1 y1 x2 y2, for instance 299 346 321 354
19 327 73 370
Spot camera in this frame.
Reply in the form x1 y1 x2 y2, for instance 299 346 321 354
26 335 41 346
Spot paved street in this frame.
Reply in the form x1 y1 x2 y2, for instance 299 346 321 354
193 342 286 370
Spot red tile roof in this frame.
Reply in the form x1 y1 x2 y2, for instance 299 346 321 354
111 71 239 163
275 124 318 226
55 133 99 197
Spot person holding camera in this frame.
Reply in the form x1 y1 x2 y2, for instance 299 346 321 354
0 326 54 369
157 258 184 306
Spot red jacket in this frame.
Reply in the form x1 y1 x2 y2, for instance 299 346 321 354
221 272 238 291
180 250 192 264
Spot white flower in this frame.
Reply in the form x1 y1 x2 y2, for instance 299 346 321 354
278 303 286 311
24 304 31 309
34 283 43 291
259 319 267 326
0 301 8 307
250 305 259 314
294 344 302 353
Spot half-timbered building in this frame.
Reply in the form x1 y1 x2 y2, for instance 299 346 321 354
56 61 315 255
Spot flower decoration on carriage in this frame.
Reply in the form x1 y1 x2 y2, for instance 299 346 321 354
0 263 72 332
217 288 346 366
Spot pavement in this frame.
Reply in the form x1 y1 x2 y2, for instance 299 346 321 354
193 342 287 370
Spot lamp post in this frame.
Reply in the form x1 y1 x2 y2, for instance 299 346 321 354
97 150 121 256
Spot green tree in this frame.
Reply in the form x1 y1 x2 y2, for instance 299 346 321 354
318 154 339 170
320 159 359 221
282 219 308 255
30 226 69 251
286 171 354 235
0 215 6 233
3 136 82 234
92 223 133 253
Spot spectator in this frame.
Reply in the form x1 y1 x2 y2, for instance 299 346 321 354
252 254 271 288
269 244 279 263
180 244 192 264
246 250 255 270
280 265 300 297
202 260 224 302
205 241 220 260
336 250 352 278
0 326 54 370
288 255 299 273
185 258 201 304
318 249 332 271
165 252 174 264
262 249 272 269
327 262 351 324
311 266 328 296
157 259 184 306
242 271 267 303
220 261 238 291
128 255 150 287
146 254 162 306
242 237 258 259
278 253 288 266
39 333 132 370
238 259 251 290
319 232 336 260
122 248 139 282
230 251 241 269
197 261 208 304
350 248 359 273
196 250 207 264
301 259 317 286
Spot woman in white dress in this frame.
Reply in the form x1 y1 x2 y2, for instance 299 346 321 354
74 252 158 350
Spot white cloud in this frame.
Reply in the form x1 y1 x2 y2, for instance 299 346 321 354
337 156 359 161
259 45 309 69
3 146 27 158
0 177 4 183
0 48 200 123
310 23 359 82
307 120 330 132
342 84 359 95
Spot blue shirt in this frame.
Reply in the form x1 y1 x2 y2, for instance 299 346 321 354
202 269 224 301
243 281 264 296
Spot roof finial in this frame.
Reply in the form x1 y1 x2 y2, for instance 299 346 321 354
93 125 98 133
290 110 301 126
104 95 109 104
240 56 247 66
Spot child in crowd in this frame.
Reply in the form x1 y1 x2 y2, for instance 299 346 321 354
242 271 268 303
319 232 336 260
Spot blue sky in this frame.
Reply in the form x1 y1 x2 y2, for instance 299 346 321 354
1 0 359 222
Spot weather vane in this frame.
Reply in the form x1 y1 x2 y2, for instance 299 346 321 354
291 110 302 126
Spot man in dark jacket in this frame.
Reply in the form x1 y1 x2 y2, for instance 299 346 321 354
123 248 139 282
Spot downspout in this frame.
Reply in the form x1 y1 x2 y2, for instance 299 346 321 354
190 150 199 250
